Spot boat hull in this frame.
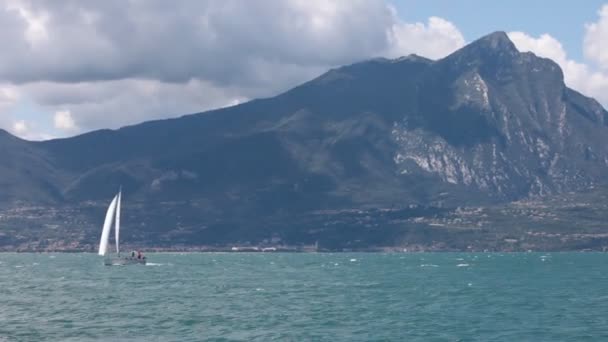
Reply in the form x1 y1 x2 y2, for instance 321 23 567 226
104 256 146 266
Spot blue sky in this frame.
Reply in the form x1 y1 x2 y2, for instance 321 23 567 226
391 0 605 61
0 1 606 140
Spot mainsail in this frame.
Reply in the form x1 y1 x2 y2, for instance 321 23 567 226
115 191 122 254
98 194 118 256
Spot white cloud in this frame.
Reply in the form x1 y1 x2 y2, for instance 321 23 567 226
508 6 608 108
53 109 76 131
508 32 566 62
386 15 466 59
0 84 19 110
0 84 24 136
0 0 469 139
509 31 608 107
5 0 50 47
24 79 247 132
584 4 608 70
0 0 390 84
0 0 465 86
12 119 27 135
6 118 54 140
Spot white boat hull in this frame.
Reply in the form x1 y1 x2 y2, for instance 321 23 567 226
104 256 146 266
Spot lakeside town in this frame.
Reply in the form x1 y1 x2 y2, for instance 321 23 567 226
2 186 608 253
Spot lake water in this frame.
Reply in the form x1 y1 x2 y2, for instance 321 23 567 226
1 252 607 341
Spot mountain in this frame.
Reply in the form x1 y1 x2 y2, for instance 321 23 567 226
2 31 608 251
0 129 65 205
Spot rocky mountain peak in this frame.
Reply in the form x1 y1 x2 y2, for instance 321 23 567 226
459 31 519 58
440 31 520 73
473 31 518 52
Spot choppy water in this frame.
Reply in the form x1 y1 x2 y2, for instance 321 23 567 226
1 253 608 341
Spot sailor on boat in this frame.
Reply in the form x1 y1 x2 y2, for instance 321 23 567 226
126 250 145 261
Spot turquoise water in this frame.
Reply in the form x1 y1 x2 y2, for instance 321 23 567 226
1 253 608 341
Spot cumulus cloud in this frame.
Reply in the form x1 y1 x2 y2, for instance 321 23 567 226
508 5 608 109
386 16 465 59
0 0 384 85
0 84 19 111
12 120 27 136
0 116 55 140
0 84 25 137
0 0 466 139
6 118 52 140
509 31 608 107
24 79 247 131
53 110 77 131
584 4 608 70
0 1 463 85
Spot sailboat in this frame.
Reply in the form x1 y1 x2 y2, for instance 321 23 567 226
98 189 146 266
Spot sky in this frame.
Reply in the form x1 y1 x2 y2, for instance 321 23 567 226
0 0 606 140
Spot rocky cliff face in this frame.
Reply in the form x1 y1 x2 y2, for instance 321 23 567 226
390 32 608 200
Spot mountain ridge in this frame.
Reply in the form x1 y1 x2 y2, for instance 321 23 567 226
2 31 608 251
6 30 608 204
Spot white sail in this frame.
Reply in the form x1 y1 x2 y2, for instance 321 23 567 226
115 191 122 254
98 195 118 256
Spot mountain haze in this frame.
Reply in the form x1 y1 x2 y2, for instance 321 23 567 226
2 31 608 251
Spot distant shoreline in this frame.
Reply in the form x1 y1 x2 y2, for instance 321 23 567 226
1 246 605 253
